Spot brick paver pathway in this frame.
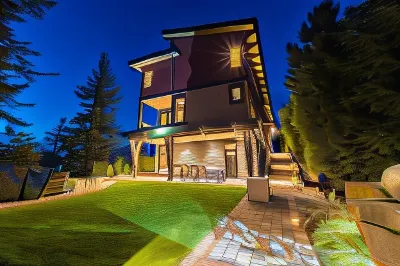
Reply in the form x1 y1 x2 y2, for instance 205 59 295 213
181 189 329 266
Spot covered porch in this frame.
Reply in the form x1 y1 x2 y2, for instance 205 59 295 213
125 121 274 181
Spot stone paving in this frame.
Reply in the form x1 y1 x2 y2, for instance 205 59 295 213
181 189 329 266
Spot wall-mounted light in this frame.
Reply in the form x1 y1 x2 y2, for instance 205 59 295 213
143 71 153 88
230 47 242 68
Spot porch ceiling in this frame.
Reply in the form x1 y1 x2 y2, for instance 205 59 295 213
142 95 172 110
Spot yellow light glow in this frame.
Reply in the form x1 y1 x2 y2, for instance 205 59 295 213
143 71 153 88
257 73 264 78
246 33 257 43
230 47 242 68
252 56 261 63
291 218 299 225
248 45 259 54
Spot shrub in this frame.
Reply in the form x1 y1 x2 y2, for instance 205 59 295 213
92 161 109 177
138 156 155 172
113 156 126 176
123 164 131 175
107 164 114 177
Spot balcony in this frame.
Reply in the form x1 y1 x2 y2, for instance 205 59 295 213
140 94 186 128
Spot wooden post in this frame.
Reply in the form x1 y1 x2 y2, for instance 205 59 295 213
154 144 159 174
130 140 143 178
135 141 143 178
130 140 136 178
164 136 174 181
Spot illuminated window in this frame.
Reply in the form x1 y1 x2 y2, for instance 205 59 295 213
159 109 171 126
230 47 241 68
143 71 153 88
175 98 185 122
229 85 244 104
231 88 241 100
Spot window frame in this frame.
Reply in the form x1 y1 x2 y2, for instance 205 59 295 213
158 108 172 126
172 93 186 123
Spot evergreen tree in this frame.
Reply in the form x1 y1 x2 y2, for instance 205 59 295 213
281 0 400 185
283 0 345 179
0 125 39 165
1 0 58 127
44 117 67 155
61 53 121 176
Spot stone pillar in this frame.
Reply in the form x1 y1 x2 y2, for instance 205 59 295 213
237 139 248 177
243 131 253 177
250 131 258 177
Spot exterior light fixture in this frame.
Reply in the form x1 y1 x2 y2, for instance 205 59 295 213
155 127 167 135
230 47 241 68
143 71 153 88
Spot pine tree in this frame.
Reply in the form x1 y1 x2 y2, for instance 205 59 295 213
44 117 67 155
0 125 39 165
1 0 58 127
60 53 121 176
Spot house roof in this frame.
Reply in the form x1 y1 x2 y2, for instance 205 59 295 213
161 17 257 39
161 18 277 124
126 18 278 133
128 44 181 72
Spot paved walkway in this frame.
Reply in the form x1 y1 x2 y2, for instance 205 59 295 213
115 176 248 186
181 189 329 266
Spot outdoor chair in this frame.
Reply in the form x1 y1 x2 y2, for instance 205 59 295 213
41 171 70 197
190 165 199 182
21 167 54 201
0 162 28 202
199 166 207 182
181 164 190 181
217 169 226 183
173 164 183 180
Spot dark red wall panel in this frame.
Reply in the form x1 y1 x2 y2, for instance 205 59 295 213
140 59 172 97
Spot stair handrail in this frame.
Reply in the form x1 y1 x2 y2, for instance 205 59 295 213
289 152 313 182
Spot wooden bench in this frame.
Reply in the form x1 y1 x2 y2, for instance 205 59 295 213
41 171 70 197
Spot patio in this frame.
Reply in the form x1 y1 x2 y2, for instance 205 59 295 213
181 189 329 266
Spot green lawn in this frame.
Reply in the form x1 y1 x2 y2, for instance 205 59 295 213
0 181 246 266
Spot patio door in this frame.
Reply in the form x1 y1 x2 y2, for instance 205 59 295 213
159 145 168 170
225 149 237 178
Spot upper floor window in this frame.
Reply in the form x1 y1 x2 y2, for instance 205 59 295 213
143 71 153 88
230 47 241 68
229 83 245 104
159 109 172 126
175 98 185 123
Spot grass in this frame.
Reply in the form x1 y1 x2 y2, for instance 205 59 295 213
0 181 246 266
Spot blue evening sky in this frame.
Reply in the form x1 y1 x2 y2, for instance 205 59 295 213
5 0 363 140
